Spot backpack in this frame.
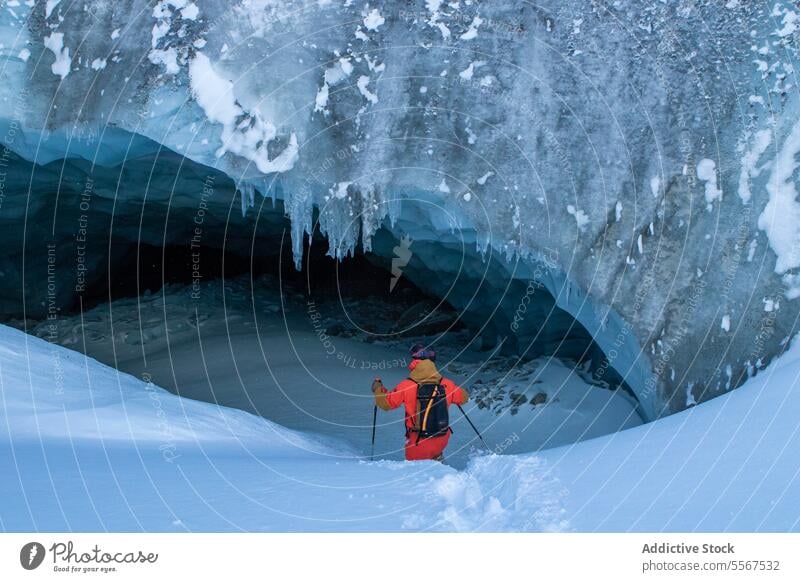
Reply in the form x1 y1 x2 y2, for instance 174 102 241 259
411 382 451 442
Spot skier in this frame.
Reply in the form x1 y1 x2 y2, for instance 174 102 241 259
371 344 469 462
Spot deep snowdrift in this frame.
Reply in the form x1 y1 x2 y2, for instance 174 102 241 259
1 320 798 531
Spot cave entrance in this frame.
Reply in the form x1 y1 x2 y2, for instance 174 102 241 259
12 196 641 468
1 147 643 466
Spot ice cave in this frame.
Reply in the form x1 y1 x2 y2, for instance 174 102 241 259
1 0 799 532
1 140 642 467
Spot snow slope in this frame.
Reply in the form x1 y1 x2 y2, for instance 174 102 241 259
1 320 799 532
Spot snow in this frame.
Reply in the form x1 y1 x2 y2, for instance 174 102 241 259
151 20 170 48
181 2 199 20
45 0 61 19
696 158 722 206
43 32 71 79
566 204 589 231
777 9 798 37
364 54 383 73
148 0 203 75
459 61 484 80
477 171 493 185
362 8 384 31
339 57 353 76
748 239 758 262
460 16 483 41
149 46 179 74
425 0 451 40
356 75 378 104
188 53 299 174
738 129 772 203
465 124 477 144
3 280 800 530
685 383 697 407
425 0 442 11
316 58 354 113
314 82 329 112
649 176 660 198
758 118 800 279
189 54 240 128
331 181 351 199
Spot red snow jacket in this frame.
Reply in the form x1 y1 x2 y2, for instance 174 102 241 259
374 359 469 433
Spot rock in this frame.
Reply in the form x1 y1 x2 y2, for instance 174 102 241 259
509 392 528 406
531 392 547 406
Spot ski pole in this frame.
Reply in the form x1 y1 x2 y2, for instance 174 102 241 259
370 404 377 461
457 404 490 451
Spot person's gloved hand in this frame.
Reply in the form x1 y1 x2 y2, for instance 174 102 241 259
371 377 384 393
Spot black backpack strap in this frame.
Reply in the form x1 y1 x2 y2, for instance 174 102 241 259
416 383 436 444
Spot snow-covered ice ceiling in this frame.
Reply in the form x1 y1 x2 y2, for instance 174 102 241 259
0 0 799 420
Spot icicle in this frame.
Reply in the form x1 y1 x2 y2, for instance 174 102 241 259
237 181 256 217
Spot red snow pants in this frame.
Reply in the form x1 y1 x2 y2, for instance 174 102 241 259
405 432 450 461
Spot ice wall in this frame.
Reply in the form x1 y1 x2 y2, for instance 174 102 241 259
1 0 799 417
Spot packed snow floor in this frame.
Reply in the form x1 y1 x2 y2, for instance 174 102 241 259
1 277 799 531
